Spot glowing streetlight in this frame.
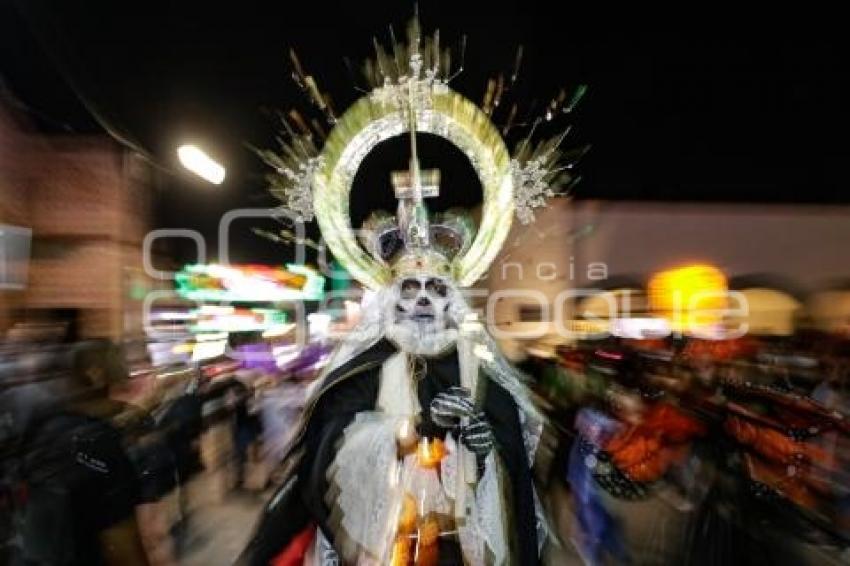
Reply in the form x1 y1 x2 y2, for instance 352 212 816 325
177 144 225 184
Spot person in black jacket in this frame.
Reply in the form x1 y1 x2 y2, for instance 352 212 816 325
17 339 149 566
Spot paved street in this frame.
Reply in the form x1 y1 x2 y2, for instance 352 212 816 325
179 490 268 566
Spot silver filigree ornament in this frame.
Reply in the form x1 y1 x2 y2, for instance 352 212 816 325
277 156 324 222
510 157 555 224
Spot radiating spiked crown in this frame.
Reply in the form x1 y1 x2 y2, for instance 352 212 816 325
254 11 587 289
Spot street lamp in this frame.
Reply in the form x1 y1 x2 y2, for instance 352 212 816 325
177 144 225 184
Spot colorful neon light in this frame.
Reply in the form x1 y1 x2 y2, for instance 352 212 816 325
190 306 288 333
175 263 324 302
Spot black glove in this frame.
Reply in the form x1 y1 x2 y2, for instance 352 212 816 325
460 412 494 457
429 386 474 429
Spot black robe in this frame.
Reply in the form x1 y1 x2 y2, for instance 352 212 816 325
238 339 539 565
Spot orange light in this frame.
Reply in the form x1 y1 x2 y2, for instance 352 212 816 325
648 264 727 332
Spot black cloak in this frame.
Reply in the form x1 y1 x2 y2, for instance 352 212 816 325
238 338 539 565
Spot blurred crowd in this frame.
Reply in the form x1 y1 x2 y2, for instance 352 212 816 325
2 309 849 565
0 312 326 566
528 332 850 565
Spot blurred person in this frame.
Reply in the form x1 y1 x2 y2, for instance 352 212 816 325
812 358 850 416
224 376 262 489
143 380 204 563
568 404 629 565
674 341 850 564
810 359 850 539
0 311 83 445
256 344 328 477
258 376 309 469
13 339 149 566
560 343 721 561
128 429 179 566
564 346 635 565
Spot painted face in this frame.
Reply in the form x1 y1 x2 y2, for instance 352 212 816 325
394 275 451 333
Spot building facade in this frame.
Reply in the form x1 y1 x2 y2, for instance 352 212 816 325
0 92 154 339
486 198 850 347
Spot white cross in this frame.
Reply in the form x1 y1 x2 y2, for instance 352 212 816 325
390 58 441 249
390 137 440 248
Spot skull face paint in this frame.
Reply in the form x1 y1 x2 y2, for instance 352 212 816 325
394 275 451 333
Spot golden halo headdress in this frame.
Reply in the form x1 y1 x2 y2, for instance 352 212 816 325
255 15 587 289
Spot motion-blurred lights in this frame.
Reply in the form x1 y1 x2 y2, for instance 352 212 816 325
262 323 296 339
308 312 332 337
648 263 728 332
191 339 227 361
177 144 225 184
611 317 671 339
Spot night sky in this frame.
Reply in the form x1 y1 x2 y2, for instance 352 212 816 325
1 1 846 264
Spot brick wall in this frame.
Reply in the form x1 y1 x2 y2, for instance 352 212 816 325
0 97 153 339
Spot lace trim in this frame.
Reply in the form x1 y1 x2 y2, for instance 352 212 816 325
328 414 405 559
441 433 458 500
518 406 544 468
457 493 486 566
533 487 549 555
475 452 508 565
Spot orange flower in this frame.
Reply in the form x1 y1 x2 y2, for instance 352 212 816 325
397 494 418 535
416 438 446 468
390 536 411 566
417 517 440 547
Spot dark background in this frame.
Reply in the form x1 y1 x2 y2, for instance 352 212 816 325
1 1 846 264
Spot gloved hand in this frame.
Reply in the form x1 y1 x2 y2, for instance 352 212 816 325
429 386 475 429
460 412 495 457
